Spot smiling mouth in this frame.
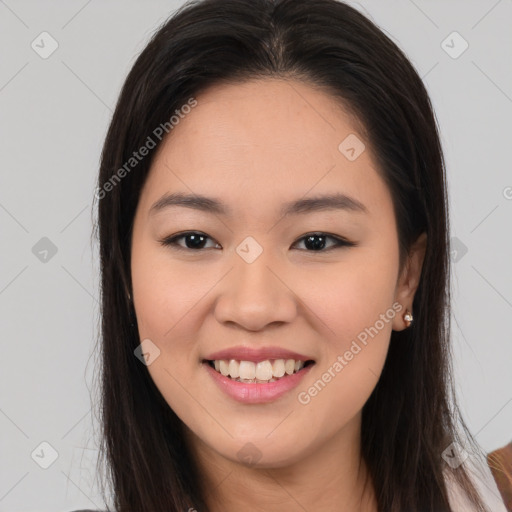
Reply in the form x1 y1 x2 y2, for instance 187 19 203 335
204 358 315 383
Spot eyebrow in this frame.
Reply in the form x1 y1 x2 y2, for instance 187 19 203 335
149 191 368 217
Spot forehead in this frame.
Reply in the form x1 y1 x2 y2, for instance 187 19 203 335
140 78 390 222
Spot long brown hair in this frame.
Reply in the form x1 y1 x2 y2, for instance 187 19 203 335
93 0 491 510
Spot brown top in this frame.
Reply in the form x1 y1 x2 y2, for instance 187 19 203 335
487 441 512 511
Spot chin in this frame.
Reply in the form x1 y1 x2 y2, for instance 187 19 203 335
209 434 311 469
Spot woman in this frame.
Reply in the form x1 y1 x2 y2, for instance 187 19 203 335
89 0 507 510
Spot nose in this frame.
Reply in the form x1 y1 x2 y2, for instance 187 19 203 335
213 247 298 332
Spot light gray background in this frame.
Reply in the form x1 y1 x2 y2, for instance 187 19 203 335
1 1 511 511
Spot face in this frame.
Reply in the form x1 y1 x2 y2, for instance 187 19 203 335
130 78 425 471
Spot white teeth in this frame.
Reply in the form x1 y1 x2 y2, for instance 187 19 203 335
210 358 307 381
228 359 239 378
255 360 273 380
272 359 286 377
239 361 256 380
219 360 229 377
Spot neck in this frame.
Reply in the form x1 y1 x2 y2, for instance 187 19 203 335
185 414 377 512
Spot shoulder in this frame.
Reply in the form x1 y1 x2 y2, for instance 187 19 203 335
445 455 508 511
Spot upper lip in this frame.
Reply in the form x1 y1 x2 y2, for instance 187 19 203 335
204 346 314 363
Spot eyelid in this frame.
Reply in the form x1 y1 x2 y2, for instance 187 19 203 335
160 231 220 251
292 232 356 251
159 231 356 252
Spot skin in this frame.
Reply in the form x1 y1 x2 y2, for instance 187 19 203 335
130 78 427 511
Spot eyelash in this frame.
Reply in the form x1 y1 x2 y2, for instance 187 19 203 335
159 231 356 253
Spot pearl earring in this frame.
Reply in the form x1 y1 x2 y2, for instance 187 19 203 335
403 309 413 328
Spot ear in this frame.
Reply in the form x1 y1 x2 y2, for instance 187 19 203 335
392 232 427 331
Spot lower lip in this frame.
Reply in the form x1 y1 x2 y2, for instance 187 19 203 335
203 361 314 404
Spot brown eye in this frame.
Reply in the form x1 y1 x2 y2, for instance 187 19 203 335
292 233 356 252
160 231 357 252
160 231 356 253
160 231 220 251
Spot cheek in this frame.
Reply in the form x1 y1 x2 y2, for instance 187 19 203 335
131 239 208 340
131 244 208 427
309 246 399 347
130 241 212 415
295 244 398 416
